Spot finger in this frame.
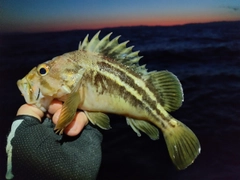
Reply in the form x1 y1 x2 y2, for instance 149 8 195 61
48 100 63 115
52 110 88 136
17 104 44 121
64 112 88 136
52 108 62 125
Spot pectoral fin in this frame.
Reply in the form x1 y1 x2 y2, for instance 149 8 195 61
54 91 80 134
126 117 159 140
84 111 111 130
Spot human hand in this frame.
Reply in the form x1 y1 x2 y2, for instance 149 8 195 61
6 100 102 180
16 99 89 136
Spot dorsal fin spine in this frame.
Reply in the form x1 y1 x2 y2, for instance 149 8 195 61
78 31 148 76
79 34 89 50
109 40 129 55
87 31 100 51
105 36 121 50
93 32 112 52
127 51 140 58
121 46 134 54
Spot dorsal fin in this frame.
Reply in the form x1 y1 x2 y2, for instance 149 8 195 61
149 70 184 112
78 31 148 76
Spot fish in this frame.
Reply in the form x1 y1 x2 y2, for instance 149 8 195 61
17 31 200 170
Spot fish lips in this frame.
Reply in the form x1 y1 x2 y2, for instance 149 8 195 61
17 78 35 104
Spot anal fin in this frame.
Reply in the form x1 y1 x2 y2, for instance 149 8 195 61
84 111 111 130
126 117 159 140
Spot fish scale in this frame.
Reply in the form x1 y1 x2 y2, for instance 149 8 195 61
16 31 201 171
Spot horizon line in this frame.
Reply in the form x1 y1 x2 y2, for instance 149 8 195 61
1 20 240 35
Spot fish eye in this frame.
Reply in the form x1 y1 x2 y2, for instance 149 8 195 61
37 64 49 76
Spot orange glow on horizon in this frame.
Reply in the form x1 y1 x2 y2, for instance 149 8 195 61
10 14 240 33
2 0 240 34
46 14 239 33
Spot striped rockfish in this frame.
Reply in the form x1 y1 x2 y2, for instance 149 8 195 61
17 31 200 170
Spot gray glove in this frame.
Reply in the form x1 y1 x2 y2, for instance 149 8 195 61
6 115 102 180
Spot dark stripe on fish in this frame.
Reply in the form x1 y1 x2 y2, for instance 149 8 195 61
96 60 162 119
40 79 52 91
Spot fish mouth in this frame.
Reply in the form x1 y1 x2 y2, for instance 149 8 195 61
17 78 48 112
17 78 35 104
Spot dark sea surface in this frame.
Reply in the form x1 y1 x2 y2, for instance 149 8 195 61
0 21 240 179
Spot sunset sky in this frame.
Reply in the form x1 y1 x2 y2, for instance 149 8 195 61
1 0 240 33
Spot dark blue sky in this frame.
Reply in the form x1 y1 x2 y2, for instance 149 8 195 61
1 0 240 32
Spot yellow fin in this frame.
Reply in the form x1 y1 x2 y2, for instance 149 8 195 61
84 111 111 130
54 79 82 135
162 119 201 170
149 70 184 112
126 117 159 140
54 91 80 134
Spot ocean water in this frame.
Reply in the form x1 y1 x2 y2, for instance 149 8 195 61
0 21 240 179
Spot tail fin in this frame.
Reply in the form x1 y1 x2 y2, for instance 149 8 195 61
161 119 201 170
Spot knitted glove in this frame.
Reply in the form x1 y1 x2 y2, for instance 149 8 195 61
6 115 102 180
